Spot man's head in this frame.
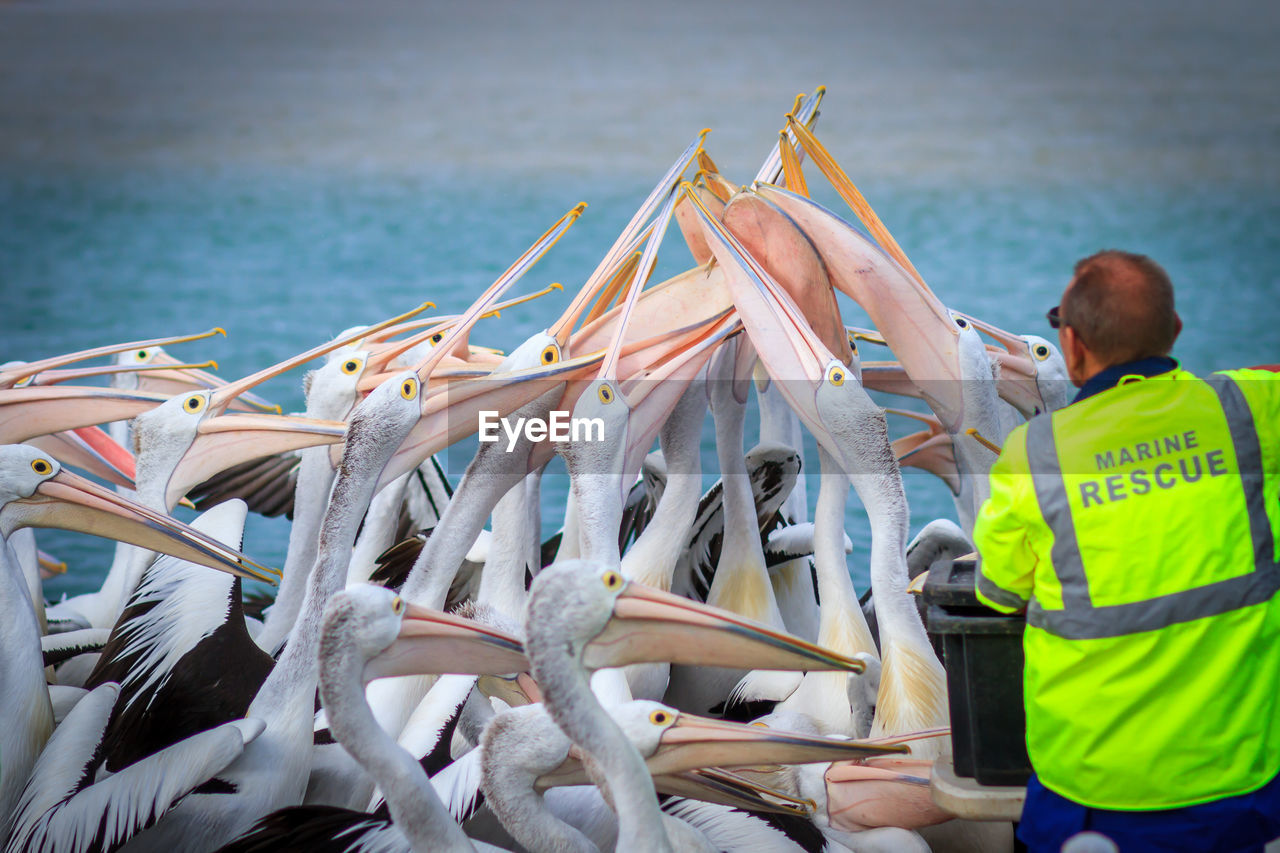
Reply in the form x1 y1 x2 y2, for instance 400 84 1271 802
1055 250 1182 386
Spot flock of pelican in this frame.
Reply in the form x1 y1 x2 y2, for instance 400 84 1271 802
1 88 1071 852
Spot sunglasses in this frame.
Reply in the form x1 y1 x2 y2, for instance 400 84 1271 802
1046 305 1063 330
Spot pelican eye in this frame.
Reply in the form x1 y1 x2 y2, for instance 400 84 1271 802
400 378 418 400
431 333 443 344
341 358 362 375
184 394 207 413
1033 344 1050 361
541 345 559 365
31 458 52 475
954 315 969 329
597 384 614 404
649 710 671 726
602 571 623 590
135 349 150 361
827 365 845 386
391 596 405 615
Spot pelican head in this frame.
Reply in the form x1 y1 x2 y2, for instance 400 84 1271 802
688 188 895 484
537 699 908 789
526 559 866 674
130 389 346 511
303 347 372 422
0 444 274 582
319 583 528 682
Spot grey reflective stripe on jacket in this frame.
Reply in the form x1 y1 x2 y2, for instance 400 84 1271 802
1023 373 1279 640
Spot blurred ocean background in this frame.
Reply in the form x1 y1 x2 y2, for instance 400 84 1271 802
3 0 1277 599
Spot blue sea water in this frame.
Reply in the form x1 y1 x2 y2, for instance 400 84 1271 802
5 166 1277 600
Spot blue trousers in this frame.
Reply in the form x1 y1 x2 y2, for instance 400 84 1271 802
1019 772 1280 853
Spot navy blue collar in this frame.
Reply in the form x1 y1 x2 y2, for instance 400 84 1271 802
1072 356 1179 404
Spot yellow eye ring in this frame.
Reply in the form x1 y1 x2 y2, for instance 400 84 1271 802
431 333 443 344
953 315 970 329
649 710 670 725
598 384 614 404
391 596 405 615
827 365 845 386
31 458 52 475
602 571 623 590
400 378 418 400
184 394 207 413
135 349 150 361
541 345 559 365
341 358 362 375
1033 344 1050 361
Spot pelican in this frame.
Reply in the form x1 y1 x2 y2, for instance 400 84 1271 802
691 192 949 748
42 308 409 632
0 444 272 843
213 584 525 852
744 174 1002 533
482 697 897 853
524 559 868 852
119 365 432 851
70 313 428 771
121 204 594 850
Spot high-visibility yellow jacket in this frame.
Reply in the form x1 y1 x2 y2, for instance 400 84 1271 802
974 366 1280 809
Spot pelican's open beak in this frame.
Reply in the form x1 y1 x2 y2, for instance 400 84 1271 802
886 408 959 493
547 131 706 349
614 315 742 483
719 190 853 366
752 183 968 432
206 302 434 417
0 327 225 389
753 85 825 187
363 603 528 681
540 760 817 819
373 349 607 491
583 580 865 673
0 467 276 583
25 426 136 488
407 203 586 385
685 187 844 448
824 758 934 787
673 180 726 266
860 361 924 399
130 351 280 414
585 251 644 328
644 714 908 778
656 768 815 816
0 386 170 444
165 413 347 510
546 227 652 351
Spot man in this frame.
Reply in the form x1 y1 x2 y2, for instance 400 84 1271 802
974 250 1280 852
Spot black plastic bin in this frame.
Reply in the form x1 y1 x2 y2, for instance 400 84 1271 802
923 557 1031 786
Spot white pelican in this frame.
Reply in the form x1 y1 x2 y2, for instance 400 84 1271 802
215 583 525 852
524 559 867 852
482 697 895 853
691 192 949 749
0 444 271 843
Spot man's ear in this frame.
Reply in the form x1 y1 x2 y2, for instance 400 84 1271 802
1172 312 1183 343
1060 326 1088 387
